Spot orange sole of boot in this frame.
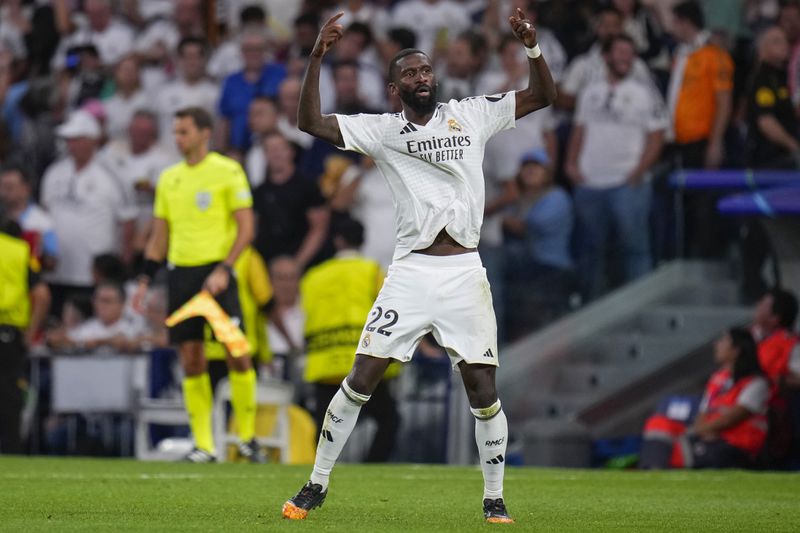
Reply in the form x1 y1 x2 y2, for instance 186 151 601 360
486 516 515 524
281 502 308 520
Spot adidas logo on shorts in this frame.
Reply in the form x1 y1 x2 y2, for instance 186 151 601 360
483 348 494 358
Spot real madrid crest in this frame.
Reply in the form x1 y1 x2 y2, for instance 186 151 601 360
196 191 211 211
362 333 371 348
448 119 462 132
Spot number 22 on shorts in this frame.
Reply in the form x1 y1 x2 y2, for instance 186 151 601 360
365 306 399 337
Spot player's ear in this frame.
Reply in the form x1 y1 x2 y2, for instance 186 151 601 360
388 82 397 96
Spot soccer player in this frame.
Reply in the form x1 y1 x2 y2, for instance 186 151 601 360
282 8 556 523
133 107 261 463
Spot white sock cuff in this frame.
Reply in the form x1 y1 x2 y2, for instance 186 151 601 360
341 379 371 405
471 400 502 420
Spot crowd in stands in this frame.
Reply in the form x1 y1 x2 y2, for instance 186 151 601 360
1 0 800 458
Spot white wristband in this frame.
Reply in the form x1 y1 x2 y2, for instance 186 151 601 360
525 44 542 59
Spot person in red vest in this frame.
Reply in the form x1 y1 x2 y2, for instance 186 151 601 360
641 328 769 468
751 288 800 466
751 288 799 387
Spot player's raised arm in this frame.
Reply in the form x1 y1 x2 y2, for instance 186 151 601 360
509 8 557 119
298 12 346 147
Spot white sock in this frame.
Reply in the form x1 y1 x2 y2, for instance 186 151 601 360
472 400 508 500
309 379 369 491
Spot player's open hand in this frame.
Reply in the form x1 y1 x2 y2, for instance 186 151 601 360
312 12 345 59
509 8 537 48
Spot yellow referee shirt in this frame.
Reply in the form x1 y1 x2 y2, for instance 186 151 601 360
154 152 252 267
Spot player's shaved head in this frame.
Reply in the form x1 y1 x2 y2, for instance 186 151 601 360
388 48 430 82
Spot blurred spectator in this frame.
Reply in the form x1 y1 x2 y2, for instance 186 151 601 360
746 26 799 169
332 59 378 114
666 1 734 260
0 165 59 271
101 55 148 143
300 216 400 461
611 0 666 63
330 157 395 269
558 6 653 111
60 44 108 112
330 22 386 111
46 281 144 353
91 253 144 328
133 0 204 90
208 4 269 82
266 256 305 380
128 284 169 352
438 31 486 102
666 1 733 170
58 292 94 336
102 110 174 254
0 0 30 63
252 132 331 270
779 1 800 108
153 37 219 150
0 211 50 454
502 149 574 337
327 0 391 34
378 27 417 65
641 328 769 469
276 76 315 150
566 35 667 300
286 12 321 62
751 288 799 386
244 96 279 188
52 0 135 69
217 27 287 157
40 111 136 314
392 0 471 58
483 0 568 83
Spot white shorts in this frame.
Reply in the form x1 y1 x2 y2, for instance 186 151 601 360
356 251 499 368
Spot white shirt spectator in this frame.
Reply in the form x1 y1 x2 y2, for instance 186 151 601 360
102 90 150 142
69 314 145 344
41 157 137 286
575 76 668 188
52 18 135 69
134 18 180 57
561 44 653 99
153 79 220 149
391 0 471 55
101 140 175 230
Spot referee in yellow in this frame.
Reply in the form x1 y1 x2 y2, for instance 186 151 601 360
134 107 259 463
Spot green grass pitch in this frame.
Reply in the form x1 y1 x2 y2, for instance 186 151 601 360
1 457 798 531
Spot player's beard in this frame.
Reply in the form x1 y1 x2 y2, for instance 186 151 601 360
399 83 438 115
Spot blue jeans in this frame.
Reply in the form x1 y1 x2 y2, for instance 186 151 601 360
574 183 652 299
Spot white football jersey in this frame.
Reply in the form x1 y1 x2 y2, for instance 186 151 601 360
335 92 516 260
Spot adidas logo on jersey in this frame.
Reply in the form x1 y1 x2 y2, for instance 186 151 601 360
399 122 418 135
